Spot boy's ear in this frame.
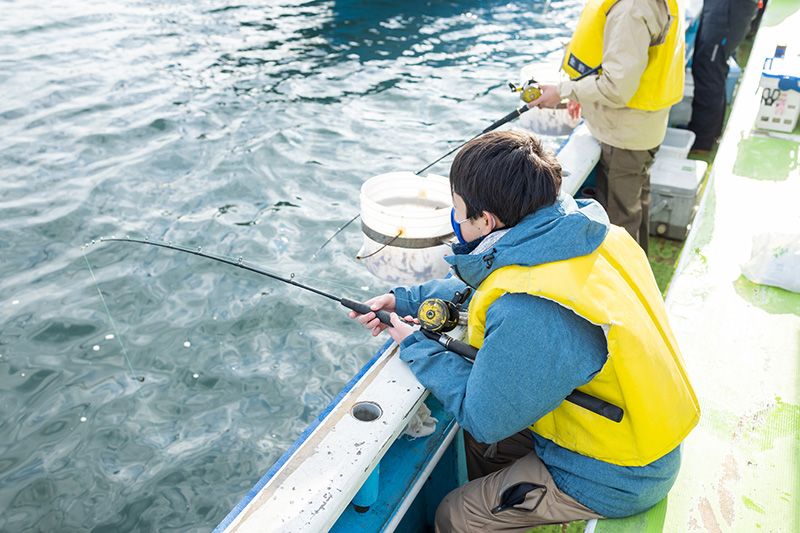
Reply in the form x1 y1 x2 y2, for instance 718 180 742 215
482 211 505 230
480 211 495 232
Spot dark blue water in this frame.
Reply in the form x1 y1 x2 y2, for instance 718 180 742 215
0 1 579 530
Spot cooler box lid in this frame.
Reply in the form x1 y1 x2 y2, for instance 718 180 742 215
760 51 800 92
651 158 707 196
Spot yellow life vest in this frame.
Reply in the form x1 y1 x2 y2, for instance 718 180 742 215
562 0 685 111
467 226 699 466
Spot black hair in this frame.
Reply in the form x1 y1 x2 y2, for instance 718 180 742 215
449 130 562 227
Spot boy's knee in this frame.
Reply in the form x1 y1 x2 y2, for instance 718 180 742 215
435 489 468 533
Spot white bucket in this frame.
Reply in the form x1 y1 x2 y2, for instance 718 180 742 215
358 171 454 286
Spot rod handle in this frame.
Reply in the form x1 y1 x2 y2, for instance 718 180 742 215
439 334 479 361
420 330 478 361
482 105 530 134
419 330 622 422
341 298 394 326
565 390 624 423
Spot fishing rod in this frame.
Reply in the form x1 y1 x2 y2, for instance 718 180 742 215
415 104 531 176
102 237 479 354
416 64 602 177
101 237 623 422
101 237 394 322
312 66 605 258
102 237 485 372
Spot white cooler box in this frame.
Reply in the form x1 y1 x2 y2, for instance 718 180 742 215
756 45 800 133
649 157 708 240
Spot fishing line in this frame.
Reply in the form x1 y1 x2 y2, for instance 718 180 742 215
82 245 143 382
355 232 401 260
309 213 360 262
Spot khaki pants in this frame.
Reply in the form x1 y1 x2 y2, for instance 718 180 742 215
596 143 658 255
435 431 602 532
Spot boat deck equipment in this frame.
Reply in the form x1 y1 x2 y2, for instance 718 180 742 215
591 0 800 530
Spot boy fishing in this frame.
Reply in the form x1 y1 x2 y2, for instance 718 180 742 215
350 130 699 530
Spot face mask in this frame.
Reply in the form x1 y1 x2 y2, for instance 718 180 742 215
451 207 492 255
452 208 475 245
451 207 498 244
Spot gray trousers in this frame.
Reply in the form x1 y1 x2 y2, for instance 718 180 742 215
596 143 657 254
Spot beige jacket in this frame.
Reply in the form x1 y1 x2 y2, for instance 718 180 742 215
558 0 675 150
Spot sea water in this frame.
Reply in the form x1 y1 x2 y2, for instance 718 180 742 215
0 1 580 530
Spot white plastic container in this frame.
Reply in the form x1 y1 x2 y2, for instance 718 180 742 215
649 157 708 240
656 128 696 160
756 50 800 133
358 171 453 285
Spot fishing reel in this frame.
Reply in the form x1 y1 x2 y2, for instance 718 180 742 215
509 78 542 103
417 289 470 334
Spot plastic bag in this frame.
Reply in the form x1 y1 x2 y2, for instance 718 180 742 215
741 233 800 293
403 402 437 439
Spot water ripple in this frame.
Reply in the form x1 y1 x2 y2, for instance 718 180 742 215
0 0 580 530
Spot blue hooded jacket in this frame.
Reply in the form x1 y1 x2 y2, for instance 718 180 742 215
393 195 680 518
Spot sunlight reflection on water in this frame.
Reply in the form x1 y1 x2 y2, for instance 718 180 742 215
0 0 579 530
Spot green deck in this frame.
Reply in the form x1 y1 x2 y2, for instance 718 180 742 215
601 0 800 531
536 1 800 531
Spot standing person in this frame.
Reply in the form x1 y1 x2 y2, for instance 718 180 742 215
530 0 685 255
350 131 699 531
688 0 759 153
